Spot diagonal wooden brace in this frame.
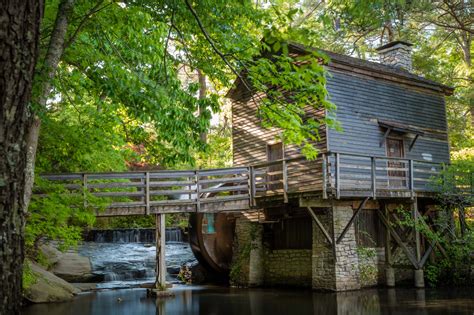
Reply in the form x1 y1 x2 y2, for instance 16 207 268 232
307 207 333 245
379 210 420 269
336 196 370 244
413 207 448 259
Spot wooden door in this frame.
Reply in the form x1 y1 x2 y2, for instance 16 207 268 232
267 142 283 191
386 138 406 188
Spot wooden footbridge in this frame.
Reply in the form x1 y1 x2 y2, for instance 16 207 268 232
36 151 472 291
38 151 472 216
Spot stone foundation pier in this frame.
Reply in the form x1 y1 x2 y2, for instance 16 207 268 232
310 204 361 291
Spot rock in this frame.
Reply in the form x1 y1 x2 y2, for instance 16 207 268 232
52 252 95 282
24 262 80 303
39 243 62 268
167 266 181 275
71 283 97 292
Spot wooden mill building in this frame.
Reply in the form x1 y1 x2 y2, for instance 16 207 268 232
226 40 453 291
40 41 461 292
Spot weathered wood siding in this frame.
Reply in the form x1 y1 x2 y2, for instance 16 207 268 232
231 89 327 193
326 70 450 164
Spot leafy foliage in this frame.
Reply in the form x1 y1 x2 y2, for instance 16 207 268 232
26 177 104 254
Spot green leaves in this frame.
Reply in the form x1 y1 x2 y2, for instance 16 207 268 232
248 46 337 158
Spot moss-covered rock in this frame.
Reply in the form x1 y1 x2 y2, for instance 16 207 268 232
24 262 80 303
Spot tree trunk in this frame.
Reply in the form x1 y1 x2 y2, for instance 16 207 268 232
0 1 44 313
23 0 75 212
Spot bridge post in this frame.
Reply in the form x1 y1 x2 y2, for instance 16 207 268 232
155 213 167 290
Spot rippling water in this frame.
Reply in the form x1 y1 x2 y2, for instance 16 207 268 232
78 242 196 289
23 286 474 315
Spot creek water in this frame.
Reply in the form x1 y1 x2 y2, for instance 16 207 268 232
79 228 195 289
23 286 474 315
22 228 474 314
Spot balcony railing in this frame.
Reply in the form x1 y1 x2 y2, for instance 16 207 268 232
250 151 471 200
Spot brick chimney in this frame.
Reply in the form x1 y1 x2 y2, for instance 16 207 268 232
376 41 413 71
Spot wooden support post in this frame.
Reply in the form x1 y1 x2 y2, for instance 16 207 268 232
140 176 145 204
371 157 376 199
155 213 166 290
282 159 288 203
378 210 420 269
249 166 256 207
195 170 200 212
384 204 392 265
248 166 253 207
145 172 150 215
383 204 395 287
335 153 340 199
322 154 328 199
409 160 414 199
413 199 421 263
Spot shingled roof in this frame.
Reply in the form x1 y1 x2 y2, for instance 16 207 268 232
288 42 454 96
227 42 454 99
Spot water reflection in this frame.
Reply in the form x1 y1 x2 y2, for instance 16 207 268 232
23 286 474 315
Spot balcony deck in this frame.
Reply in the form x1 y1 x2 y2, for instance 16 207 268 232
37 152 472 216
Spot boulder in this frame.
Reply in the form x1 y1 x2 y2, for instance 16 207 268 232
52 252 95 282
24 263 80 303
71 283 97 292
39 243 62 267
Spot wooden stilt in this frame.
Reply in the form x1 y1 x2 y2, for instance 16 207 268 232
384 204 395 287
413 199 421 263
155 213 167 290
384 204 392 266
412 199 425 288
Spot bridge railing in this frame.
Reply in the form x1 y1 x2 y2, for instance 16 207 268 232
38 152 471 214
39 167 251 214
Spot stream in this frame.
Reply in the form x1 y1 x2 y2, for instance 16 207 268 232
22 286 474 315
80 228 196 289
21 228 474 314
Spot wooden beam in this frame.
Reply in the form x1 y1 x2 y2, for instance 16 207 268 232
413 208 448 259
155 213 166 290
371 157 377 199
322 154 328 199
378 210 420 269
195 170 200 212
419 242 434 268
145 172 150 215
335 153 340 199
307 207 333 245
336 196 369 244
413 199 422 264
384 204 392 267
409 134 420 151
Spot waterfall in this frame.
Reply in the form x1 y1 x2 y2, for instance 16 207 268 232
85 228 185 243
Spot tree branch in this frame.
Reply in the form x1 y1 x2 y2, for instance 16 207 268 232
184 0 253 93
64 1 115 49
